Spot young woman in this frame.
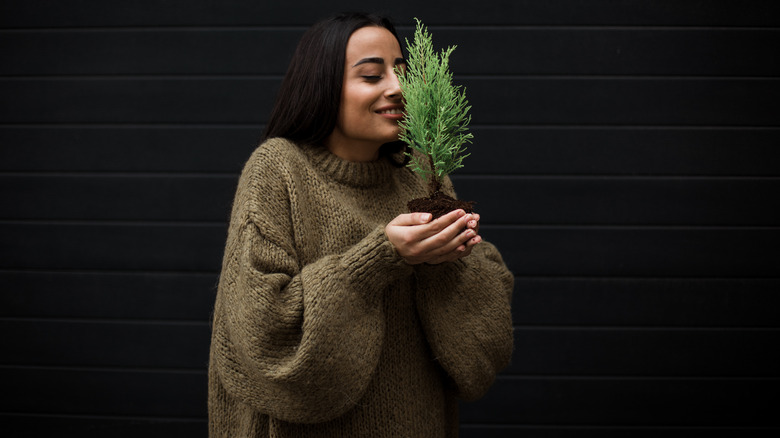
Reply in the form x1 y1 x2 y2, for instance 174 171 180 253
208 13 514 437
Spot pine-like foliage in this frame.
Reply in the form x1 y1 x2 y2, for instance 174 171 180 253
397 18 473 194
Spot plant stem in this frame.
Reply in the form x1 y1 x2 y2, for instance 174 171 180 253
428 154 441 194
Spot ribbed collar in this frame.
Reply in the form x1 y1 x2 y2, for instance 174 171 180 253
301 144 395 188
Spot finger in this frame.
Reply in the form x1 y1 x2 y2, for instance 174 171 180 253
430 234 478 264
425 224 477 258
412 212 433 224
429 245 470 264
400 210 474 262
428 212 474 246
427 209 467 233
389 212 432 227
465 213 479 229
406 209 467 242
464 234 482 249
444 225 484 256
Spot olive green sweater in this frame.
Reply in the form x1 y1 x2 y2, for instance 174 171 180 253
208 138 514 437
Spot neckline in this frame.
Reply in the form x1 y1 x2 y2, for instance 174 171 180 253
301 143 395 188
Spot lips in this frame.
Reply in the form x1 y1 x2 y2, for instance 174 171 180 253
376 106 405 120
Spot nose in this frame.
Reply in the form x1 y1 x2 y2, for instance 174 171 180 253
386 69 402 99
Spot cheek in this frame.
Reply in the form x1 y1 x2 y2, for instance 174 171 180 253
344 85 375 112
339 90 357 120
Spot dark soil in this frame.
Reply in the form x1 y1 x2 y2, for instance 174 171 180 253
407 191 475 220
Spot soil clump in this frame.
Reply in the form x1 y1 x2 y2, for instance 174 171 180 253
407 191 475 220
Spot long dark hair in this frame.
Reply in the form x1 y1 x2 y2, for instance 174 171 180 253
263 12 407 163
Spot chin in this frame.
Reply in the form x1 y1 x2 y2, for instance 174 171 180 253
383 129 402 143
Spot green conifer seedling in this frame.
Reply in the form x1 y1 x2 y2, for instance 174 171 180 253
397 18 473 196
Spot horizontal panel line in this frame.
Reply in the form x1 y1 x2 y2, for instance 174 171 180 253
0 26 313 33
495 375 780 381
5 269 778 281
0 171 238 178
512 325 780 331
511 275 780 281
2 220 779 230
490 220 780 226
460 424 780 430
0 123 263 129
0 220 225 226
463 75 780 80
0 75 283 80
460 173 780 177
0 317 209 325
1 25 777 32
452 174 780 181
512 326 780 332
0 412 206 422
2 174 778 179
2 317 775 330
0 268 218 276
473 124 780 129
4 172 780 180
2 75 778 81
1 365 776 380
2 123 779 130
0 269 220 275
468 125 780 130
0 26 314 33
0 364 206 374
484 224 780 230
234 24 780 31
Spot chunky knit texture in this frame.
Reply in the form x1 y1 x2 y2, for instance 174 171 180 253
208 138 514 437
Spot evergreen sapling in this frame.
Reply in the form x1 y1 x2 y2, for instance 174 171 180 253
397 18 475 218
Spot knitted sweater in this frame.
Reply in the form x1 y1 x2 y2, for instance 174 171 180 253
208 138 514 437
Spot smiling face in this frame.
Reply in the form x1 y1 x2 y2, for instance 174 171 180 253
325 26 406 162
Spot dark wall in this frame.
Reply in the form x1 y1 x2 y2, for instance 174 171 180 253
2 1 779 436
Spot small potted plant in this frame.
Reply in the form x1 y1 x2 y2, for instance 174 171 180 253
398 18 475 219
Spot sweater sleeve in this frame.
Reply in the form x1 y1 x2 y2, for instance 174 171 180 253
413 238 515 401
210 150 413 423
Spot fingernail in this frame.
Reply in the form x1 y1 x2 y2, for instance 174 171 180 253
421 213 431 222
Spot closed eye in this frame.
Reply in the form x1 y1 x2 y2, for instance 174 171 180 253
362 75 382 81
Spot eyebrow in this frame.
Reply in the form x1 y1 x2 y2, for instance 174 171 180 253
352 57 406 67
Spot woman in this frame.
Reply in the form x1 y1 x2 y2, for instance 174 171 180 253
208 12 514 437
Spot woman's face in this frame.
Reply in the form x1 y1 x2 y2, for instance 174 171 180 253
326 26 406 162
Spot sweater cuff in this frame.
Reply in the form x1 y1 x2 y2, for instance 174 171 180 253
416 258 468 283
342 226 413 293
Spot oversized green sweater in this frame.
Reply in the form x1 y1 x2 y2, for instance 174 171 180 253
208 138 514 437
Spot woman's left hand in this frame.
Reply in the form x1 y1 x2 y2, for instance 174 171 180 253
385 209 482 265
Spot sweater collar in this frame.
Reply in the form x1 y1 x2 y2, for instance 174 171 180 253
302 144 395 188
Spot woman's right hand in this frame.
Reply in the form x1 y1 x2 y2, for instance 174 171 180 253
385 209 481 265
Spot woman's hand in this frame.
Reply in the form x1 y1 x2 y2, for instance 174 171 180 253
385 209 481 265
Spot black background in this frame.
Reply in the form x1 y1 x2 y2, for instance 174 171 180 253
1 1 779 436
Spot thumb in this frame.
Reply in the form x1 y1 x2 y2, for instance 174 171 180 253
390 212 432 226
412 212 432 224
